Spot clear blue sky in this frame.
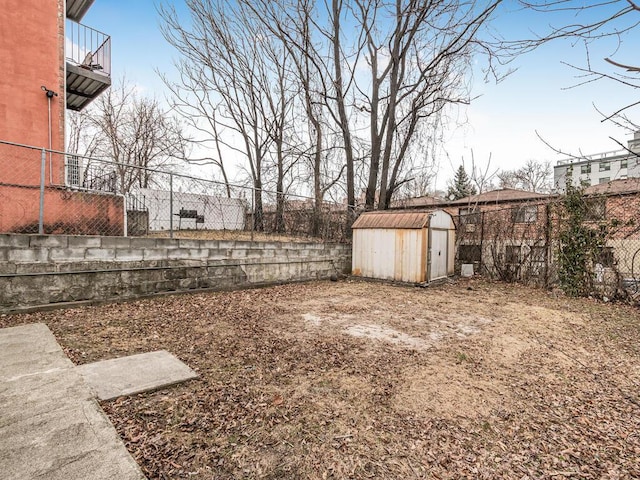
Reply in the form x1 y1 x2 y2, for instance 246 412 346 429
83 0 640 190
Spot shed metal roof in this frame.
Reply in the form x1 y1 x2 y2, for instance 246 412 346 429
352 211 431 229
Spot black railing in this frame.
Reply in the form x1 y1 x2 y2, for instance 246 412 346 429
66 20 111 77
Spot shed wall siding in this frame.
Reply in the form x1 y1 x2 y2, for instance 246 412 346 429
448 230 456 275
353 228 425 282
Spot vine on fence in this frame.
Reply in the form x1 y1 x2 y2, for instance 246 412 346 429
556 182 616 297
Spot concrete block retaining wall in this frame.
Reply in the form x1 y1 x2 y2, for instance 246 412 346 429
0 234 351 312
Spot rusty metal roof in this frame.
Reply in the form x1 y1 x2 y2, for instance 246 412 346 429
352 211 431 229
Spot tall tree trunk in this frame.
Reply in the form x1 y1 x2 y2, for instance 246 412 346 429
331 0 356 233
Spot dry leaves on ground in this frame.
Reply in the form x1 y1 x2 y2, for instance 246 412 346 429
2 278 639 479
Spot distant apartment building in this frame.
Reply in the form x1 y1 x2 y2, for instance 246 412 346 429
553 131 640 192
0 0 121 234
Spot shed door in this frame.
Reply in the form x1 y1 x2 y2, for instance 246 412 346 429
429 228 448 281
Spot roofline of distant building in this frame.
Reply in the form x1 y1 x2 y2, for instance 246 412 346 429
556 149 634 166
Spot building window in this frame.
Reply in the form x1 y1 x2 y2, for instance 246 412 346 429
599 162 611 172
585 197 606 221
459 207 480 224
511 205 538 223
505 245 521 264
621 159 628 169
598 247 615 267
459 244 481 263
599 177 610 184
598 247 615 268
580 164 591 174
528 245 547 276
529 246 547 263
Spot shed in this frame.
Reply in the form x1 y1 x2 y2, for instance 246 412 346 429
351 210 455 283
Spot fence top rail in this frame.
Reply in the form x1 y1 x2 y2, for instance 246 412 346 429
0 138 353 206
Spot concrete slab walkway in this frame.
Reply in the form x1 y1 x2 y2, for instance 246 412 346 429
77 350 198 401
0 323 146 480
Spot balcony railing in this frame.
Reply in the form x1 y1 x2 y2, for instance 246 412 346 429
66 20 111 78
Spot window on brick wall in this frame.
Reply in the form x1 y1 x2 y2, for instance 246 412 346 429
529 246 547 263
458 207 480 224
459 244 481 263
597 247 615 267
599 162 611 172
511 205 538 223
585 197 606 221
505 245 521 264
528 245 547 276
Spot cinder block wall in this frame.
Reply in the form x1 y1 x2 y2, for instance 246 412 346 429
0 234 351 312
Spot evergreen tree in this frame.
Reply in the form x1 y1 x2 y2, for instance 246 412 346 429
447 165 477 200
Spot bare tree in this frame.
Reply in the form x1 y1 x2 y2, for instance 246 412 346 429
497 159 552 192
513 1 640 126
160 0 305 231
159 69 234 198
67 81 187 194
350 1 503 209
467 150 497 194
66 109 102 159
245 0 354 233
160 0 509 239
91 82 187 194
254 0 505 212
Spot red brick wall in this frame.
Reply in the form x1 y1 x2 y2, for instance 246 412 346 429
0 0 65 165
0 185 125 235
0 0 125 236
605 194 640 240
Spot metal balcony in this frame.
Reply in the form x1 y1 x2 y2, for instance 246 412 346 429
66 20 111 111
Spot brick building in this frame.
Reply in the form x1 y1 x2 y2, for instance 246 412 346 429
0 0 123 235
398 183 640 290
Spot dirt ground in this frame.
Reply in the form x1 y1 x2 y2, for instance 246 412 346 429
2 278 640 479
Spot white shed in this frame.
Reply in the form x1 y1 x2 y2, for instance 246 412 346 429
351 210 455 283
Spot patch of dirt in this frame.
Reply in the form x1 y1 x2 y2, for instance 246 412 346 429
2 278 640 479
345 324 429 349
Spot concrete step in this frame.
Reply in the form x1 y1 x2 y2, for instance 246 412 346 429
77 350 198 401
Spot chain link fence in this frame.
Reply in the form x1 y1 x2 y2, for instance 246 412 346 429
454 179 640 301
0 140 350 242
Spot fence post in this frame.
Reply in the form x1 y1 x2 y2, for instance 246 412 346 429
250 187 254 242
169 173 174 239
544 203 552 288
38 148 46 234
479 211 485 275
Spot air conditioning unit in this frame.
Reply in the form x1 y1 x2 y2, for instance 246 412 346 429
66 155 85 187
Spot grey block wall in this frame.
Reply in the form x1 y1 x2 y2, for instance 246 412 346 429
0 234 351 312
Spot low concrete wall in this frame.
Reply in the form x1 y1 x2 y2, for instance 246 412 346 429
0 234 351 312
